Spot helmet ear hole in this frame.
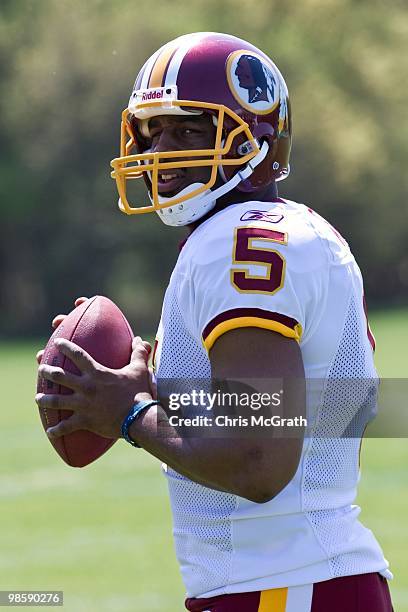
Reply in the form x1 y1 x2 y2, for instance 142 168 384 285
234 135 276 193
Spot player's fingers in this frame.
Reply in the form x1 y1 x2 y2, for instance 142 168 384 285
74 296 89 307
51 297 88 329
36 349 44 365
46 414 84 439
37 364 82 392
52 314 66 329
54 338 95 373
35 392 80 411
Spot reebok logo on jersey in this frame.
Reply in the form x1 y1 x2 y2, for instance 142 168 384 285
240 210 284 224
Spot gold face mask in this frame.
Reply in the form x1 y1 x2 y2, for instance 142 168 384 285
110 90 261 216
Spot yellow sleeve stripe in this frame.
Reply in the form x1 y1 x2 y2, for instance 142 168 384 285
203 316 302 352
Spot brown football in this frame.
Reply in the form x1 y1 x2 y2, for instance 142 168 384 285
37 296 134 467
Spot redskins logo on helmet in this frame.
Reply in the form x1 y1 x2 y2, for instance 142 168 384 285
110 32 291 226
227 50 280 114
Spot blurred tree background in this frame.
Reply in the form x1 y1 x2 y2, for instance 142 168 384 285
0 0 407 338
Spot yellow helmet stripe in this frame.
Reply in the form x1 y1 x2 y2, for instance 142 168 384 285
139 45 164 89
148 42 181 88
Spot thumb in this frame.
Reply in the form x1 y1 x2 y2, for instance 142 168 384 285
130 336 151 366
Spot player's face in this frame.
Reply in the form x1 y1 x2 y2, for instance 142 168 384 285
142 114 217 196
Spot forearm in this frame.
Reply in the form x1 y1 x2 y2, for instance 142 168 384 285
128 404 246 494
128 403 299 502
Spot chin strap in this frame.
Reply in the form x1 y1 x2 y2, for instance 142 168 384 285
184 139 270 208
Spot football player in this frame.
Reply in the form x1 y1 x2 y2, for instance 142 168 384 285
36 33 394 611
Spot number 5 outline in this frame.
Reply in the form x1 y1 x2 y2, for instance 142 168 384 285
231 227 288 295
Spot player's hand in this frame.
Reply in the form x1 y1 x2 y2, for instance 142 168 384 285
35 336 153 439
35 297 88 365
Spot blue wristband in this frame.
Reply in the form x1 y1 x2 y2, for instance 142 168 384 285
121 399 160 448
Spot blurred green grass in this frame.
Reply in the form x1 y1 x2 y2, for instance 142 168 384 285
0 309 406 611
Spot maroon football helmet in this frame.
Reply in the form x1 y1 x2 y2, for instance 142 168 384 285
111 32 291 226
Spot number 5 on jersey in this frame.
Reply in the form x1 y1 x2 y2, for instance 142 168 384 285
231 227 287 295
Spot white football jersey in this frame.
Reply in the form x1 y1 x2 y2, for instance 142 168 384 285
153 198 391 598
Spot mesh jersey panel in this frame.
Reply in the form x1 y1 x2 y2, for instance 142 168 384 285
157 276 210 379
158 278 237 592
304 295 379 577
